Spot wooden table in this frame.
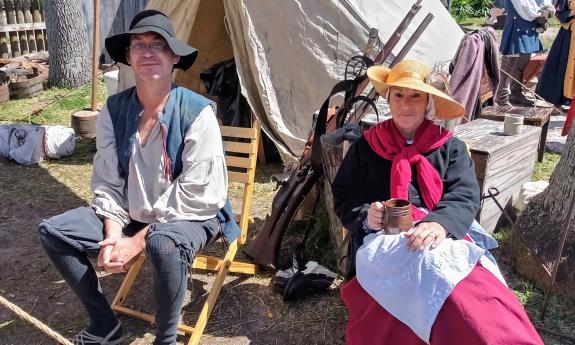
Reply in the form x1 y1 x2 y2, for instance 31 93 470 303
455 119 541 232
479 105 552 162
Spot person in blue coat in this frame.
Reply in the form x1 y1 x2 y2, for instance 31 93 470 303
536 0 574 106
495 0 555 106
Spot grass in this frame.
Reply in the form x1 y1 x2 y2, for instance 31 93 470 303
457 17 487 26
534 151 561 181
0 78 108 126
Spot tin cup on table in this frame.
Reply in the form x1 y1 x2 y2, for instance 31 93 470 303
503 114 524 136
383 198 414 235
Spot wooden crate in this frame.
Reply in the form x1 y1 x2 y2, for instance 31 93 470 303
455 119 541 232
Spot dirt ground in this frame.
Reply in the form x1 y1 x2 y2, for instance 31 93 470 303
0 154 348 345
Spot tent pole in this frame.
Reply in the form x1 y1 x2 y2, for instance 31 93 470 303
90 0 100 111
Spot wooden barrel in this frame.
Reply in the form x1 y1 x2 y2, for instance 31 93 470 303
71 109 99 138
9 73 43 99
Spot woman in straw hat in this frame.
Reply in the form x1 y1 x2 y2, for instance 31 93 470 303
331 60 543 344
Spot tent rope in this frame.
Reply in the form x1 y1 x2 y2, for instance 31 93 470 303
0 294 73 345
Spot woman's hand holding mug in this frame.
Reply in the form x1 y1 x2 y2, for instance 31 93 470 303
367 201 386 230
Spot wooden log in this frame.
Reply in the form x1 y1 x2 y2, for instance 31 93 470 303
15 0 24 24
0 6 7 25
0 33 9 58
35 29 43 50
19 30 28 54
322 177 349 274
321 139 349 274
9 31 19 56
5 0 16 24
27 30 35 52
31 0 41 22
23 0 32 23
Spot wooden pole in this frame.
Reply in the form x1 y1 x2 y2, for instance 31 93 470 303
90 0 99 111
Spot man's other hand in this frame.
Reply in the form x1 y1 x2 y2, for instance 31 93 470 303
98 236 145 273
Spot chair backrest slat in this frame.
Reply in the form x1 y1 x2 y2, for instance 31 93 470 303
225 156 252 169
223 141 253 154
219 121 260 245
220 126 258 139
228 171 251 184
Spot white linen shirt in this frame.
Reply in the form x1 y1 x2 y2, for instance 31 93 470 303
510 0 553 21
91 104 227 227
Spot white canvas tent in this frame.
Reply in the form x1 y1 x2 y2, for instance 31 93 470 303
128 0 464 162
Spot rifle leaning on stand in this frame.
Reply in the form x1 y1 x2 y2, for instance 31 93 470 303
243 0 430 269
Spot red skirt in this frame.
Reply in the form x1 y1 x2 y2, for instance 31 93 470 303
341 264 543 345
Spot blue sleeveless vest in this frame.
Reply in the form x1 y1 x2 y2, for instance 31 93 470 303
500 0 544 55
105 85 240 242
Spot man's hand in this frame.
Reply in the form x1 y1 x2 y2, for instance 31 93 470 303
97 218 123 270
98 236 146 273
366 201 386 230
405 221 448 251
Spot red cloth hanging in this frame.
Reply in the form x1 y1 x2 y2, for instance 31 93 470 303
341 264 543 345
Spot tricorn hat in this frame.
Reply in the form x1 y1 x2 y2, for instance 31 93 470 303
105 10 198 70
367 60 465 119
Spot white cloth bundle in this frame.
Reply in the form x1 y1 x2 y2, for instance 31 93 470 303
356 233 505 344
44 125 75 158
0 123 75 165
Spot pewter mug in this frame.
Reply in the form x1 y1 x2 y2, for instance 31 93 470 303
383 198 414 235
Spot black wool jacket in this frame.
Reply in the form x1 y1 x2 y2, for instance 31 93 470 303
331 135 480 241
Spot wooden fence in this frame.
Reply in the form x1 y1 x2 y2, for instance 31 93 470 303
0 0 47 58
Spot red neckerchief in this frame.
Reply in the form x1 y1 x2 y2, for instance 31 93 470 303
364 119 452 221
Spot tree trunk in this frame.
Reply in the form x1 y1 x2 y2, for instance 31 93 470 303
44 0 90 88
513 128 575 301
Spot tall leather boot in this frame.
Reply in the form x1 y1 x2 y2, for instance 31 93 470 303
495 55 513 106
509 54 534 106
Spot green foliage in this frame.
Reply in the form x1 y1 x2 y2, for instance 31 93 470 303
451 0 493 21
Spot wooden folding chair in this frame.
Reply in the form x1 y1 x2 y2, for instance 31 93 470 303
111 120 261 345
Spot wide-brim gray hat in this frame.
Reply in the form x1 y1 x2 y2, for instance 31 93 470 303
105 10 198 70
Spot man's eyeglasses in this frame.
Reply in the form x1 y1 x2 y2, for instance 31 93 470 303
127 41 169 53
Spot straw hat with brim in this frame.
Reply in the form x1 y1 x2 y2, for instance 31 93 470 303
105 10 198 71
367 60 464 119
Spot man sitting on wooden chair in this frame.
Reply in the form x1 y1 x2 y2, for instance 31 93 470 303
38 10 238 345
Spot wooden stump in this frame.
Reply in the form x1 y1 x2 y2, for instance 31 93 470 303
71 109 99 139
321 139 349 274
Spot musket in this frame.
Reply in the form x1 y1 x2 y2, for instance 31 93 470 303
379 0 423 64
391 13 435 67
349 12 435 124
